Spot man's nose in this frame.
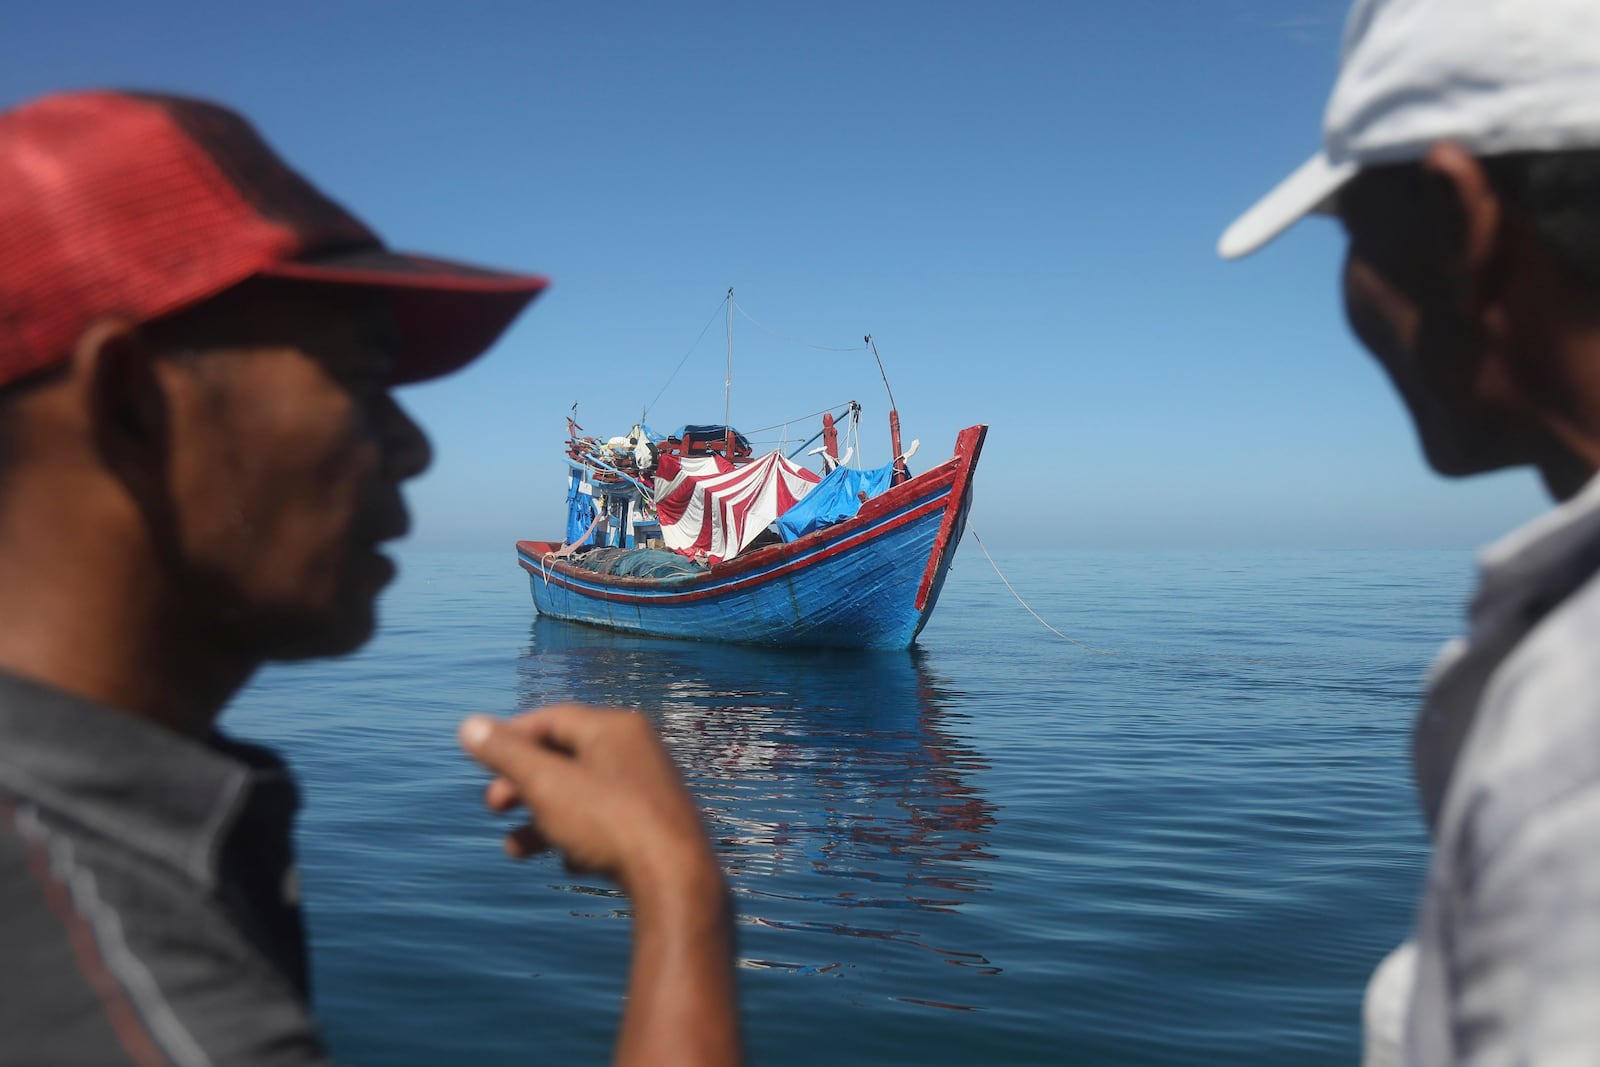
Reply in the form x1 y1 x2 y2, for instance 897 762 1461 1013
382 395 433 481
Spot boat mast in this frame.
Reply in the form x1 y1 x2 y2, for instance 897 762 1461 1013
724 287 734 458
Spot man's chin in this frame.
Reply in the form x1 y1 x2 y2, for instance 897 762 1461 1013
182 554 396 662
267 552 396 659
261 606 380 661
1420 443 1481 478
234 583 385 661
1418 431 1524 480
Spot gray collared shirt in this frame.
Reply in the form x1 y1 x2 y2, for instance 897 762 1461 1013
0 670 331 1066
1371 474 1600 1065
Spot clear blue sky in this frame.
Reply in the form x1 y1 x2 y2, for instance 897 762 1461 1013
4 0 1550 550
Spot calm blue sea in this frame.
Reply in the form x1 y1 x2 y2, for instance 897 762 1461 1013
227 547 1468 1066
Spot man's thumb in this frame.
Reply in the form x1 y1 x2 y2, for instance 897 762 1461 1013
458 715 530 778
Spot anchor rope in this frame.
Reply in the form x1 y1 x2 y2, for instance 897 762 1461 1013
968 528 1117 655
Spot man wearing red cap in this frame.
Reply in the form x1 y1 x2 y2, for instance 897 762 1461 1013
1223 0 1600 1064
0 91 739 1065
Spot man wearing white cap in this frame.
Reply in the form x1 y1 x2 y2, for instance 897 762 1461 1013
1222 1 1600 1064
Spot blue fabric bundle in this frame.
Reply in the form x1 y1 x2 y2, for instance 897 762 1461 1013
775 463 896 543
565 478 597 545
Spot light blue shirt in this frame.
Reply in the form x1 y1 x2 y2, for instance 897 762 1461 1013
1368 474 1600 1065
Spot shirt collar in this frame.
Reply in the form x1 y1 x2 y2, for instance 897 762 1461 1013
1413 472 1600 828
0 670 294 888
1472 471 1600 633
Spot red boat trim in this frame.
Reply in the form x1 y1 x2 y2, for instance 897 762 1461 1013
688 457 962 582
912 425 988 611
519 486 952 606
517 452 964 585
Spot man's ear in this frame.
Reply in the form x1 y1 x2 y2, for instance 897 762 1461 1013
72 317 170 504
1419 143 1507 321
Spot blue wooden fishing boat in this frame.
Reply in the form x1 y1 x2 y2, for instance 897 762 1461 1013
516 294 985 649
516 422 985 650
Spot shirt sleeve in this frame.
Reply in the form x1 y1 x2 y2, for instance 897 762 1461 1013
1362 940 1417 1067
1451 779 1600 1064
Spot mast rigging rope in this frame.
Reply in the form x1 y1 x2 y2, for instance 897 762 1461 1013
643 293 731 422
742 400 857 436
732 299 869 353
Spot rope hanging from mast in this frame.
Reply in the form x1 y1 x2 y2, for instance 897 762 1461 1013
744 399 859 436
638 294 875 456
865 334 898 412
643 292 730 423
733 301 870 353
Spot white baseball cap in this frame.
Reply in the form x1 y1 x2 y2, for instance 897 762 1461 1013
1218 0 1600 260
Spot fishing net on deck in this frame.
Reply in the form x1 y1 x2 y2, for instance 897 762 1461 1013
568 547 705 581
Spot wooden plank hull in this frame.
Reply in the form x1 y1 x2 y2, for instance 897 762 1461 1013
517 425 986 650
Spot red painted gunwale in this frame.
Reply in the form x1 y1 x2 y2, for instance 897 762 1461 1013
521 490 950 606
517 424 987 607
913 426 987 609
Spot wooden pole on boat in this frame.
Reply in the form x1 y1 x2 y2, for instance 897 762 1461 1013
888 410 907 485
866 335 908 485
724 287 734 459
822 412 839 461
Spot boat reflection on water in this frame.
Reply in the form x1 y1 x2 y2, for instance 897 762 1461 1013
517 616 999 998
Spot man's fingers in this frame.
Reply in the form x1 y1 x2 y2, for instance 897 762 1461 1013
459 715 573 799
478 704 608 759
459 714 540 777
484 776 521 812
504 824 551 859
520 703 653 753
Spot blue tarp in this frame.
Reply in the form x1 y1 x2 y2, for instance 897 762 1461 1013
775 462 896 543
565 476 597 545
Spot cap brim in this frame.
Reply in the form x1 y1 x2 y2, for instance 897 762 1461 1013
1217 152 1358 260
261 249 549 384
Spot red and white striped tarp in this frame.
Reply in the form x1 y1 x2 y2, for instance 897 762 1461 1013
654 450 821 563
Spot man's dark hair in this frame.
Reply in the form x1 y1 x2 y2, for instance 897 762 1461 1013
1483 149 1600 290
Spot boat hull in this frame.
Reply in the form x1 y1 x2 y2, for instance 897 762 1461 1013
518 425 986 650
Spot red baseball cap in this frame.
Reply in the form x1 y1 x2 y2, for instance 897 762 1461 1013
0 91 549 386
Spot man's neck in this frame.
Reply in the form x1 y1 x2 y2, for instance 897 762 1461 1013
0 491 253 737
1510 271 1600 501
1536 443 1597 501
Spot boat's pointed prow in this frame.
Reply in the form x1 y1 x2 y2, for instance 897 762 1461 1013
912 424 986 617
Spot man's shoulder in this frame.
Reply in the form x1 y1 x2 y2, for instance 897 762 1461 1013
0 790 332 1065
0 795 167 1065
1445 568 1600 856
1480 564 1600 742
